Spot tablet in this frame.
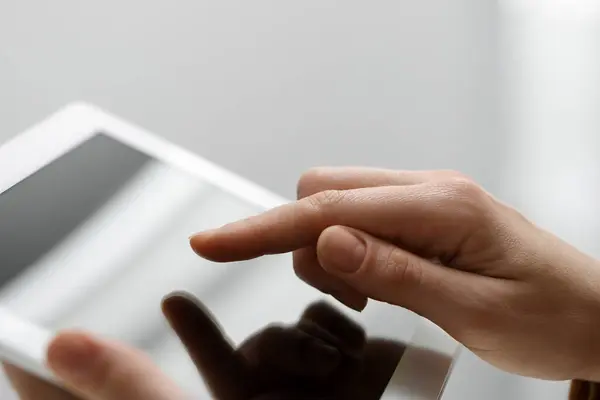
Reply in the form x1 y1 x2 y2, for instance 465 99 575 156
0 103 459 398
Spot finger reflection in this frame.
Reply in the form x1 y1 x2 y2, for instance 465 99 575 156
164 295 406 400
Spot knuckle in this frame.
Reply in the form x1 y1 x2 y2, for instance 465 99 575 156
439 169 472 181
447 176 481 197
306 189 347 211
251 325 287 359
297 167 329 199
379 247 423 289
260 325 286 339
441 177 489 217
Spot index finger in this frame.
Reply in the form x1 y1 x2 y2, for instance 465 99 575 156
162 292 248 399
190 183 459 262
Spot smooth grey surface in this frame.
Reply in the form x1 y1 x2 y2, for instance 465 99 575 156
0 1 584 399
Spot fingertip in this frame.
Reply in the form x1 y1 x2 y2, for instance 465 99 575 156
162 291 215 331
316 226 361 262
161 290 196 310
189 233 214 258
161 292 199 327
162 290 216 319
312 227 369 312
189 231 245 263
48 330 97 360
317 225 366 276
161 292 228 349
316 225 343 248
46 330 185 400
46 331 100 383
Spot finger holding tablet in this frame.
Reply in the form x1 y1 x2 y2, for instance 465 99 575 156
3 330 184 400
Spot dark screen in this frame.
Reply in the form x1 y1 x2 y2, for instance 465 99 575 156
0 134 150 286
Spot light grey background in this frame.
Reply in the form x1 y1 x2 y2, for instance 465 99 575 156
0 1 502 195
2 1 594 398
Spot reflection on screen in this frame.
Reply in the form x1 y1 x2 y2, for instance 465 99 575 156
0 134 419 396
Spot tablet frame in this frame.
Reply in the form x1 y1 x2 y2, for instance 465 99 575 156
0 103 459 398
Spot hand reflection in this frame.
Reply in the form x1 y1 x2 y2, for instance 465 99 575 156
162 295 405 399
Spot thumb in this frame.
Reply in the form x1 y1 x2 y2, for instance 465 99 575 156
47 331 183 400
316 226 485 330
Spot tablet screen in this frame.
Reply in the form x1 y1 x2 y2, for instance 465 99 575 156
0 133 420 397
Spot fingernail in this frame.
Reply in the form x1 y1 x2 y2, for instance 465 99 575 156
321 227 366 274
189 233 205 244
189 230 213 240
48 334 97 382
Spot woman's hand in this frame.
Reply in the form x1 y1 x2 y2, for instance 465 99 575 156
162 294 405 400
4 331 184 400
190 167 600 382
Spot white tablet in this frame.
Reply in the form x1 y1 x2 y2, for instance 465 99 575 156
0 103 459 398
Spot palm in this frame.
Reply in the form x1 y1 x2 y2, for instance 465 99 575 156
163 298 405 400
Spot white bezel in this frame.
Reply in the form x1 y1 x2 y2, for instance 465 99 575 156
0 103 459 398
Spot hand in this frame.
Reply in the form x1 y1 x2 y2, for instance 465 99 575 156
190 167 600 382
6 295 404 400
162 294 405 399
4 332 184 400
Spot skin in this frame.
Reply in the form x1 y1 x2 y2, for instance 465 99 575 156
3 332 184 400
5 296 405 399
8 166 600 398
189 167 600 383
